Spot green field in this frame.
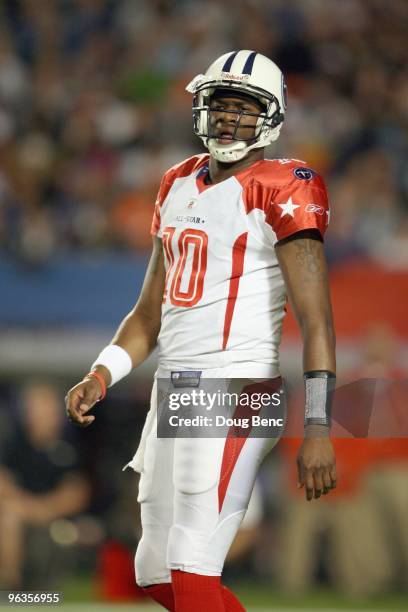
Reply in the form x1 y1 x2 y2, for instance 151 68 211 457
1 608 406 612
1 604 407 612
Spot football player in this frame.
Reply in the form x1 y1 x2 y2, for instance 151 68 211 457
66 50 337 611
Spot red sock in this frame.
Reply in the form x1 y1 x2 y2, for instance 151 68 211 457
171 570 224 611
222 585 246 611
142 583 175 611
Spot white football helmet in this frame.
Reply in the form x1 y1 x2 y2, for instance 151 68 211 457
186 50 287 163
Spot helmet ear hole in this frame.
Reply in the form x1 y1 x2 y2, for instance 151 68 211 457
271 113 284 128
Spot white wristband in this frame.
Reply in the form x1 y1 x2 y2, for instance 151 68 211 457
91 345 133 387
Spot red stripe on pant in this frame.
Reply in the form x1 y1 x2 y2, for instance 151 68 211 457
218 379 282 512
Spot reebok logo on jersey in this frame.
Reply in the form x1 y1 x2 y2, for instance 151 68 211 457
306 203 325 215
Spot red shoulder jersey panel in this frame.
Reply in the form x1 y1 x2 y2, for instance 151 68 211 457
239 159 330 241
151 154 209 236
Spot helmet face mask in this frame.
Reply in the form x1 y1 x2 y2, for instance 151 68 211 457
186 51 287 163
207 106 265 144
201 92 282 142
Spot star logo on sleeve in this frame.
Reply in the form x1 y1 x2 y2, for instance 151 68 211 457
278 197 300 218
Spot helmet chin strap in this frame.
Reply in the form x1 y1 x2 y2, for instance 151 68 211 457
207 128 281 163
207 138 248 163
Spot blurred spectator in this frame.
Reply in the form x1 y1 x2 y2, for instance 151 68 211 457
0 380 89 589
0 0 406 265
277 436 391 596
275 323 407 597
353 324 408 590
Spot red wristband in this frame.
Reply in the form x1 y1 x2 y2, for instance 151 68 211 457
85 370 107 400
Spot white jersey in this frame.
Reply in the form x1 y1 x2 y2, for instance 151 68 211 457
151 154 329 371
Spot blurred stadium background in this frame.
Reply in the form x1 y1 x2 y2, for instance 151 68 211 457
0 0 407 610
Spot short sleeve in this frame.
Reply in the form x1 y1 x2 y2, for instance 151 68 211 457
151 175 171 238
151 202 161 237
265 169 330 241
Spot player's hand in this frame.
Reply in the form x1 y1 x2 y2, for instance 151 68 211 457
65 378 101 427
296 429 336 501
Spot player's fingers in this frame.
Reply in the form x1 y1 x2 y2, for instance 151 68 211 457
329 464 337 489
313 469 324 499
305 470 314 501
67 403 87 426
65 383 98 426
79 386 99 414
69 409 95 427
80 415 95 427
322 469 332 494
65 385 82 408
296 458 306 488
65 388 84 422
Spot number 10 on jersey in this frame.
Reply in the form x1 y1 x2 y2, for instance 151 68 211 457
162 227 208 308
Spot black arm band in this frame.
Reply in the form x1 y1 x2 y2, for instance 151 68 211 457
304 370 336 427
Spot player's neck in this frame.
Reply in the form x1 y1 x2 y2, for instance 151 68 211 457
208 148 264 184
